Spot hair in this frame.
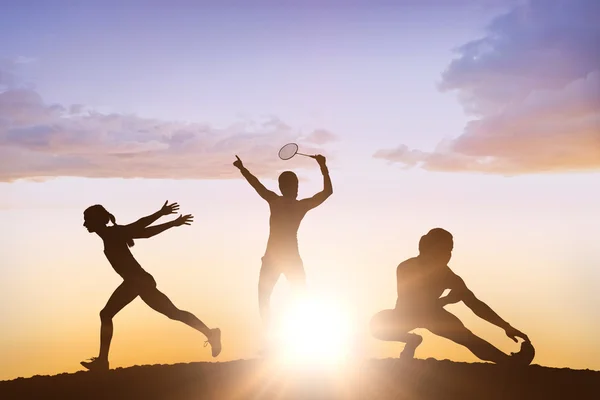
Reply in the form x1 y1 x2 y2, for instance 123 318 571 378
85 204 134 247
278 171 298 195
418 228 453 255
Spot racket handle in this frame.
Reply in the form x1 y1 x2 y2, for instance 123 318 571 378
297 152 313 158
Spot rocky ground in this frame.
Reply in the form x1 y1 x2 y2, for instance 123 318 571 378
1 358 599 399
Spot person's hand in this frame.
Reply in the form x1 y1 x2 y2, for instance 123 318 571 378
233 155 244 170
160 200 180 216
173 214 194 226
505 325 529 343
311 154 327 167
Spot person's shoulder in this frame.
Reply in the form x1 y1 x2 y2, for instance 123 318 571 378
107 225 127 235
444 266 463 284
268 194 283 203
397 256 419 272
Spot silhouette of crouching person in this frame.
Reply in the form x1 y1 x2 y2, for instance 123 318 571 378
370 228 534 365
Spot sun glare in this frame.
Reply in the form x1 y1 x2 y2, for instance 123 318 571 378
272 295 354 367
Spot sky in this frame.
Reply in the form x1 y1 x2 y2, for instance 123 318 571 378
1 0 599 380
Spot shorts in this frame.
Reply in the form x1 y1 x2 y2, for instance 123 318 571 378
259 255 306 284
123 271 157 290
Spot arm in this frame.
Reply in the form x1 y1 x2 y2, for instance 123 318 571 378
130 214 193 239
125 201 179 230
448 275 529 342
233 155 277 202
300 154 333 210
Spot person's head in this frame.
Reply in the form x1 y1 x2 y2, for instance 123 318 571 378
278 171 298 199
418 228 453 265
83 205 134 247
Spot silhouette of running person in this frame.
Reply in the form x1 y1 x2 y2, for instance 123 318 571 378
233 154 333 330
370 228 535 365
80 202 221 371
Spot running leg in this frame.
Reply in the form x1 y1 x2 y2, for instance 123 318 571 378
82 282 138 370
139 285 221 357
139 287 210 336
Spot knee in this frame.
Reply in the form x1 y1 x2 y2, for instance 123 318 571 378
164 308 183 321
100 308 113 323
369 311 391 338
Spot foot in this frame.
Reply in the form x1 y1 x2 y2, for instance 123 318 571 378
80 357 109 371
204 328 222 357
400 334 423 360
509 340 535 366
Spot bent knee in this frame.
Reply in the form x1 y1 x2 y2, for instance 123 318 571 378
370 309 400 337
100 308 114 322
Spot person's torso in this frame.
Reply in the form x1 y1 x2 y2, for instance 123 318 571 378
102 227 145 279
264 197 308 257
395 257 455 311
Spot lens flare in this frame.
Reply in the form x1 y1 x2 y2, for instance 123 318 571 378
272 295 354 367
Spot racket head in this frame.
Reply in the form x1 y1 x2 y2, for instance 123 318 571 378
278 143 299 160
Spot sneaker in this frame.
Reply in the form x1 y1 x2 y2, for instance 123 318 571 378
80 357 109 371
509 340 535 366
204 328 222 357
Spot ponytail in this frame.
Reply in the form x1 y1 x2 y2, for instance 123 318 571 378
107 212 135 247
82 205 135 248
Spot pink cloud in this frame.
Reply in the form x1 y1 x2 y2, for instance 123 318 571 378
0 78 331 182
375 0 600 175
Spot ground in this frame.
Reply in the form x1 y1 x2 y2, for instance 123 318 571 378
1 359 599 400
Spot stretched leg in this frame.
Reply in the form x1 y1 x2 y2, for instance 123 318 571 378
138 283 221 357
82 282 138 370
139 286 210 336
370 309 422 359
258 262 281 330
423 308 509 364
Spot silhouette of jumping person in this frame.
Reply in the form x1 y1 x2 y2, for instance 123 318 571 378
233 154 333 331
80 202 221 371
370 228 535 365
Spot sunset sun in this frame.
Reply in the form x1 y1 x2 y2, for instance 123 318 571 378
272 295 354 367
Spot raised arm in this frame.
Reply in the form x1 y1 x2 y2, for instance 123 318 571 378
299 154 333 210
130 214 193 239
125 201 180 230
446 274 530 342
233 155 277 202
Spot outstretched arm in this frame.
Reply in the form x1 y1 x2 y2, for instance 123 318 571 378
300 155 333 210
130 214 193 239
233 155 277 202
447 275 530 342
125 201 180 230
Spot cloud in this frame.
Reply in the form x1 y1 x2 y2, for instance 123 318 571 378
0 64 332 182
375 0 600 175
302 129 339 145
